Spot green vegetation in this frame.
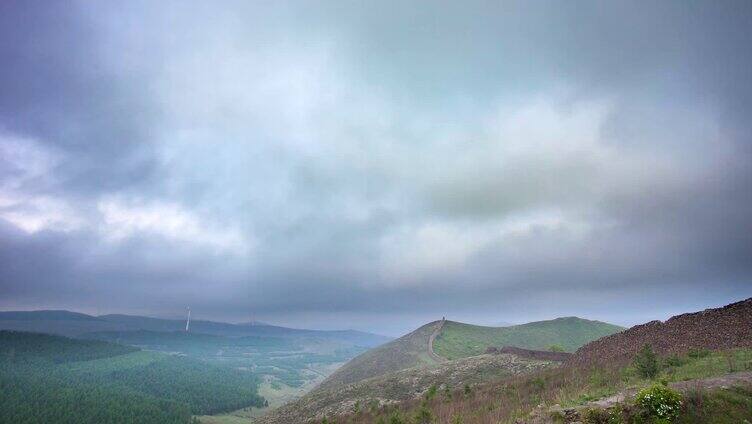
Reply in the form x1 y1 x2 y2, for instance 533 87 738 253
86 329 367 389
318 321 443 390
0 331 265 423
634 344 659 379
549 344 565 352
0 330 137 363
328 348 752 424
110 356 264 414
635 384 683 422
678 385 752 423
433 317 623 360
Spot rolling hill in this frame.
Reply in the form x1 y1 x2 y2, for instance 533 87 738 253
316 320 445 391
257 352 555 424
0 310 391 347
258 316 619 423
303 297 752 424
433 317 624 360
0 331 266 423
315 316 621 394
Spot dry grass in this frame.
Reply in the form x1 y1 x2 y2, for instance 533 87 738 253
322 349 752 424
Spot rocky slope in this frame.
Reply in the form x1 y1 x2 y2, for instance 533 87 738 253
257 353 554 424
568 297 752 367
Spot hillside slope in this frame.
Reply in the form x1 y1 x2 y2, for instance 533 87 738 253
257 353 554 424
316 320 444 391
0 331 266 423
434 317 623 360
568 297 752 367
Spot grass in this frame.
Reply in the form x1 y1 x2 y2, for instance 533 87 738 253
434 317 624 360
679 384 752 423
317 321 442 390
555 348 752 408
326 348 752 424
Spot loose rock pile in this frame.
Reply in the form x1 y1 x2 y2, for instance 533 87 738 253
568 297 752 367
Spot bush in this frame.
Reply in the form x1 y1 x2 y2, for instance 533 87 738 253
425 384 438 400
687 348 710 359
662 354 685 368
413 402 434 424
634 345 659 379
635 384 682 423
388 411 406 424
549 345 565 352
583 408 610 424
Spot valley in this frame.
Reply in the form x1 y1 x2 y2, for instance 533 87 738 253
3 298 752 423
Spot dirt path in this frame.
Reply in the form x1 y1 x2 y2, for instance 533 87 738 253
587 371 752 408
428 319 448 363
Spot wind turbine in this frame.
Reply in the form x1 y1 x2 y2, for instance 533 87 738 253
185 307 191 332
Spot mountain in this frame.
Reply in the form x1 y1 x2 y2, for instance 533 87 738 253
259 316 619 423
316 320 445 391
304 297 752 424
0 310 128 336
434 317 624 360
258 352 555 424
0 310 102 321
0 310 391 347
316 316 621 393
568 297 752 367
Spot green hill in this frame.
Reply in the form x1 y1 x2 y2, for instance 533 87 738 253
316 320 444 391
0 330 137 363
0 331 265 423
433 317 624 360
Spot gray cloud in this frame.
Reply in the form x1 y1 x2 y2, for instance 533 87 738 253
0 0 751 335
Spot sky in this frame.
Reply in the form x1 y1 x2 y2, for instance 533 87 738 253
1 1 751 336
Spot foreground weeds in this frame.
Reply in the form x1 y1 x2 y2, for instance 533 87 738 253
321 349 752 424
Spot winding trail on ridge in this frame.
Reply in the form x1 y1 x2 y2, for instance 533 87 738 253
428 319 448 363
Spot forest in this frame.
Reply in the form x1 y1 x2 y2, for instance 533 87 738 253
0 331 265 423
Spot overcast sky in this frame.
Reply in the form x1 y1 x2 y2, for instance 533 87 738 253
1 1 751 336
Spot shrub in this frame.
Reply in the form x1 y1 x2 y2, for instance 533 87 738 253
549 345 565 352
687 348 710 359
634 345 659 379
425 384 438 400
388 411 406 424
413 401 434 423
635 384 682 423
583 408 610 424
662 354 685 368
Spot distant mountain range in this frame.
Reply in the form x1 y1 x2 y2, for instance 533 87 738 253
0 310 391 348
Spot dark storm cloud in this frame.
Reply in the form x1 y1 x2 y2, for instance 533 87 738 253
1 0 751 335
0 1 159 194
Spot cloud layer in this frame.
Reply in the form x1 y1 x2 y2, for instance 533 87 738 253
1 1 751 335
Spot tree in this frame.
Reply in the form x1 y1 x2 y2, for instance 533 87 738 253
413 402 434 424
634 344 659 379
548 344 564 352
